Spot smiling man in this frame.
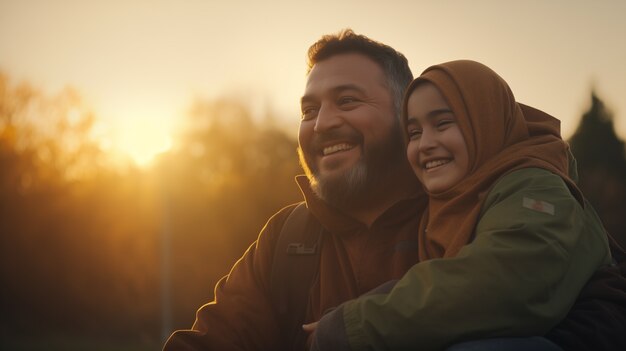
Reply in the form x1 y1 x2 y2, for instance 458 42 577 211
163 29 425 351
298 51 416 224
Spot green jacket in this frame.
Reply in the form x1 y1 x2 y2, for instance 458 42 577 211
312 168 612 351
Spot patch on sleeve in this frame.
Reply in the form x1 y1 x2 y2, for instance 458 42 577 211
522 197 555 215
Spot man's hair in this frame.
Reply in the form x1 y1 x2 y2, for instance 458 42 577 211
306 29 413 117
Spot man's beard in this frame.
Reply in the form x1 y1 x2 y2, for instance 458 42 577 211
298 123 406 211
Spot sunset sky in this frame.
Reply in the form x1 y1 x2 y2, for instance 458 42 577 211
1 0 625 165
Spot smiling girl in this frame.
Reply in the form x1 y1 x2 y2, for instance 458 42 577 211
309 60 615 351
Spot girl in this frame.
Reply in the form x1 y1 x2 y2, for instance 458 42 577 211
309 60 613 351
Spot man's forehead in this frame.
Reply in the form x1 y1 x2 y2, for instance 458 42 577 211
308 52 381 77
304 53 387 96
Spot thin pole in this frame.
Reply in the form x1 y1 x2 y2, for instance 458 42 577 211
160 167 172 343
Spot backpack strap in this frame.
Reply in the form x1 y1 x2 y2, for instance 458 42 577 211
270 202 323 350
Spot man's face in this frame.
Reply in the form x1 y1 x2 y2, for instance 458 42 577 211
298 53 405 208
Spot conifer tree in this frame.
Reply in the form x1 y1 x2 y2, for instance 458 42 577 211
569 91 626 248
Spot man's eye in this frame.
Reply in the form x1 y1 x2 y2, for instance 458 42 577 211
301 107 318 120
338 96 357 105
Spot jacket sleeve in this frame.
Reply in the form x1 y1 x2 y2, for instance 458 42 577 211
163 205 296 351
315 168 611 351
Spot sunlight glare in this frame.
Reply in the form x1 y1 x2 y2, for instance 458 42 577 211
114 112 173 167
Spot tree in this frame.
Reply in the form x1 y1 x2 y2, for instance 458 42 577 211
0 73 302 348
156 97 302 331
569 91 626 249
0 73 161 349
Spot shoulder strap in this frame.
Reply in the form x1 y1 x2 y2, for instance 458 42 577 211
270 202 323 350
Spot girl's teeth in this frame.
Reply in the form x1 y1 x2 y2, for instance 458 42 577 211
425 159 450 169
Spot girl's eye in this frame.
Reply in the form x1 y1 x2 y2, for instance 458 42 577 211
436 119 454 129
407 128 423 140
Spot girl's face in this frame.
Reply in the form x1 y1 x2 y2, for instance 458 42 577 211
406 82 470 193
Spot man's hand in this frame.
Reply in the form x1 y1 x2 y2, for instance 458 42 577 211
303 306 350 350
302 322 318 333
303 322 318 350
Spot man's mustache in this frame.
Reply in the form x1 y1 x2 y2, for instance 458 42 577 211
310 129 363 150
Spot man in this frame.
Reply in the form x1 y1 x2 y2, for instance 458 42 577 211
164 29 426 350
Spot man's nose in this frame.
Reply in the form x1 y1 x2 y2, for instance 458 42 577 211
314 104 342 133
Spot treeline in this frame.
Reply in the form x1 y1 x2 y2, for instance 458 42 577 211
1 73 625 350
0 73 301 349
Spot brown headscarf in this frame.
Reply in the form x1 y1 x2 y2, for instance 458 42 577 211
403 60 581 260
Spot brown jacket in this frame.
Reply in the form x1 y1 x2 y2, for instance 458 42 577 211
163 176 426 350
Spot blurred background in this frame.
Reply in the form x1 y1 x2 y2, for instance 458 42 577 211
1 1 625 350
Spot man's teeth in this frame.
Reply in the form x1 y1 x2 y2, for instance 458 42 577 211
425 159 450 169
323 143 354 155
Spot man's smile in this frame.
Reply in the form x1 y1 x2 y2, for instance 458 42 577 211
322 143 356 156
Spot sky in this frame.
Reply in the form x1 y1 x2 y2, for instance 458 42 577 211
1 0 625 165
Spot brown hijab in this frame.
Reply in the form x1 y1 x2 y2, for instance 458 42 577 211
403 60 581 260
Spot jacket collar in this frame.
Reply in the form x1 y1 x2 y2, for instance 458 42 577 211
295 175 426 235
